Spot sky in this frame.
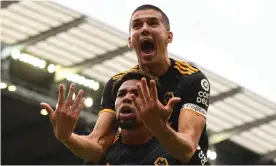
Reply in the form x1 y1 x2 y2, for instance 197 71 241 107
53 0 276 103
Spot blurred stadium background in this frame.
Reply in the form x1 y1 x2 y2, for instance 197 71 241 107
1 1 276 165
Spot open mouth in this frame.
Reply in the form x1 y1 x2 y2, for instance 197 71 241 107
121 109 132 114
119 106 136 120
120 106 133 114
140 39 155 54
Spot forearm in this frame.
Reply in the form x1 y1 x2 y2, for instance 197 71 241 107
154 124 196 163
63 133 105 163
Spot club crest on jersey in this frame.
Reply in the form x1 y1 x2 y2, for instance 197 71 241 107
154 157 168 166
163 92 174 105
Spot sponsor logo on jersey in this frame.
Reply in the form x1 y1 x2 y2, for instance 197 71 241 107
197 91 209 107
182 103 207 118
198 150 208 165
196 145 208 165
154 157 168 166
201 79 210 91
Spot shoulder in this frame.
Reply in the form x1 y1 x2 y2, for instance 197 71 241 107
103 65 139 90
172 59 209 85
111 65 139 81
173 59 201 75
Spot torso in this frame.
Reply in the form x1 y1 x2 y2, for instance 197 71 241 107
101 58 210 155
99 137 181 165
85 136 209 165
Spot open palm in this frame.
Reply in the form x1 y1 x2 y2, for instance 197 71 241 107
132 78 180 132
41 83 85 142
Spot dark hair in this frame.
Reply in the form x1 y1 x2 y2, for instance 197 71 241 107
129 4 170 31
112 71 161 100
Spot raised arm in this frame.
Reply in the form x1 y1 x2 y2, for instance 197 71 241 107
63 112 117 162
132 73 210 163
41 78 118 163
155 73 210 162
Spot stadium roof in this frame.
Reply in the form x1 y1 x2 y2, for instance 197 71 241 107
1 1 276 164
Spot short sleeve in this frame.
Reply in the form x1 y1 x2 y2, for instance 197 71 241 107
179 72 210 118
98 78 116 116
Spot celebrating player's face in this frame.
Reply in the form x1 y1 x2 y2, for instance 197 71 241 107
115 79 143 129
128 9 172 66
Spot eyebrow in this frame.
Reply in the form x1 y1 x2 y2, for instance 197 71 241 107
117 89 126 93
132 16 160 24
117 88 137 94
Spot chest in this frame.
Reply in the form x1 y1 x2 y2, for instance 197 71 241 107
158 76 184 130
104 140 180 165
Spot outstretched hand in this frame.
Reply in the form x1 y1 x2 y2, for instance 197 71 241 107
131 78 181 133
40 83 85 142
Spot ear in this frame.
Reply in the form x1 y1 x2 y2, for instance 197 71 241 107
167 32 173 43
128 36 133 48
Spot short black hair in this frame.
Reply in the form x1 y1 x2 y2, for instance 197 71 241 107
129 4 170 31
112 71 161 100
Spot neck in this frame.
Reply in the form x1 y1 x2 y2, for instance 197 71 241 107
140 54 171 77
121 125 153 145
